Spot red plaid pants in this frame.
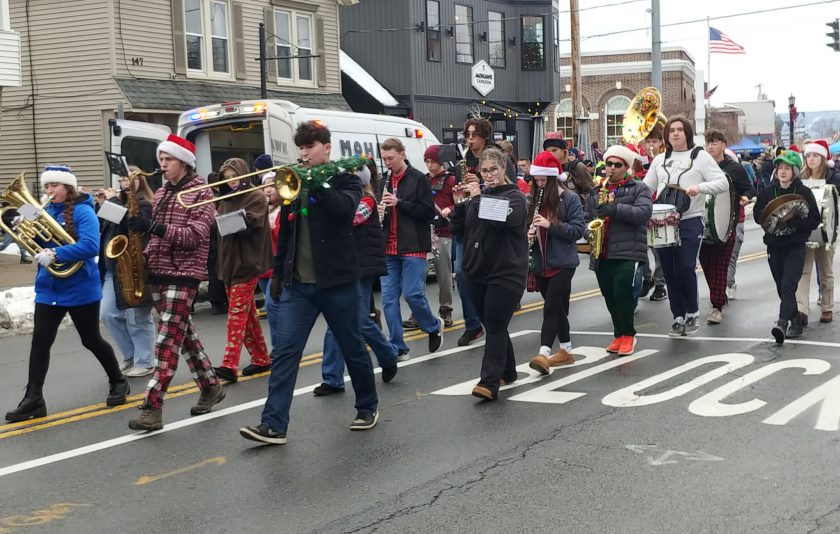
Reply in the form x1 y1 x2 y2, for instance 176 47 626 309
145 284 218 409
220 277 270 372
699 231 737 310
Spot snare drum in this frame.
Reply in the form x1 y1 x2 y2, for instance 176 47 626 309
647 203 680 248
703 177 739 244
807 184 839 249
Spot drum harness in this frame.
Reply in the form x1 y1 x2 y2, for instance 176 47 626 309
657 146 704 213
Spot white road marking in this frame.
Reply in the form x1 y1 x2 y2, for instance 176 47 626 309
625 444 724 466
0 330 538 479
570 331 840 350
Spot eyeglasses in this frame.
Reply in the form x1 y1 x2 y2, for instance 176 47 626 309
480 167 501 175
464 131 482 138
604 161 625 168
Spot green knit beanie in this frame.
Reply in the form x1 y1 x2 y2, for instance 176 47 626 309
773 150 802 173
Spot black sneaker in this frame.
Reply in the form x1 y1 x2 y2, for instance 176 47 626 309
428 317 444 353
640 277 654 298
650 285 667 301
684 316 699 335
381 365 398 384
457 326 484 347
668 320 685 337
787 315 804 339
241 363 270 376
771 320 787 345
313 383 345 396
350 410 379 431
106 378 130 407
798 311 809 328
402 316 420 330
213 366 238 383
239 423 287 445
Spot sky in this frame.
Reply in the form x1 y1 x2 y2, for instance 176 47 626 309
558 0 840 113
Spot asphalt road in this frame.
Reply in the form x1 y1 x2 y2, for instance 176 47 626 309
2 220 840 534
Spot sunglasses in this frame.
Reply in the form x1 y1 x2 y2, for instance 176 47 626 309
605 161 625 168
464 131 483 138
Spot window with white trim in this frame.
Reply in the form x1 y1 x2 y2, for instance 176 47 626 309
185 0 231 77
274 8 315 85
553 98 573 140
488 11 505 68
455 5 473 64
605 95 631 147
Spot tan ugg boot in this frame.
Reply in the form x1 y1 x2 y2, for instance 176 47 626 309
547 349 575 366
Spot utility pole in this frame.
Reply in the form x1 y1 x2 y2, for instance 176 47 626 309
651 0 661 90
569 0 584 147
259 23 268 99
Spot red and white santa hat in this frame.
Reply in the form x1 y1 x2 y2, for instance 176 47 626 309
804 140 835 168
157 134 196 168
530 151 563 176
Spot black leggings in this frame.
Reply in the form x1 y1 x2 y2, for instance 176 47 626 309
30 301 122 387
535 268 575 348
465 281 522 392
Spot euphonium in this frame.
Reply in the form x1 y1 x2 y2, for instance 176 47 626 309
0 173 83 278
105 169 150 306
587 218 605 259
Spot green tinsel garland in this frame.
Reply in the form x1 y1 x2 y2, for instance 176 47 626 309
289 155 370 199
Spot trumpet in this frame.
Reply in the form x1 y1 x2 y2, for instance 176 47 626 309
176 166 301 209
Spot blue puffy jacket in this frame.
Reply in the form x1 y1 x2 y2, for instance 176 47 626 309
34 193 103 307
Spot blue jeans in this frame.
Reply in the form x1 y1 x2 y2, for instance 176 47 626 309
321 276 397 387
257 277 282 352
453 237 481 331
657 216 704 318
99 272 155 368
261 282 378 433
380 255 439 352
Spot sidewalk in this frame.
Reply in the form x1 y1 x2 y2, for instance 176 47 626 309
0 247 36 290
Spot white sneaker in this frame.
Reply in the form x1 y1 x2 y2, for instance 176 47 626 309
119 359 134 372
396 351 410 362
706 308 722 325
124 366 154 377
726 285 736 300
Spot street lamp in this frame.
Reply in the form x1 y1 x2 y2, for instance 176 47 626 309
788 94 796 147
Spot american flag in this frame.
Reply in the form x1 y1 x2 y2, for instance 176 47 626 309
709 27 745 54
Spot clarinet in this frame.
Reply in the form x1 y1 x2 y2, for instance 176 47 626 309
528 187 545 270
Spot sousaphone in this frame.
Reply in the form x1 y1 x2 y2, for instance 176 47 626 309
622 87 668 145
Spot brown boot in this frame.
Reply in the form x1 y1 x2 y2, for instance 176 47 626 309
528 355 550 375
190 383 226 416
820 311 833 323
547 349 575 367
128 404 163 431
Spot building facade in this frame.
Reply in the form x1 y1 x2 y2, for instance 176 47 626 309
340 0 562 158
551 47 696 150
0 0 348 190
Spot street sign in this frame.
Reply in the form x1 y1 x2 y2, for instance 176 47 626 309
471 60 495 97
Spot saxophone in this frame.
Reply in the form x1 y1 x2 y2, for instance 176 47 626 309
587 217 605 259
105 170 149 306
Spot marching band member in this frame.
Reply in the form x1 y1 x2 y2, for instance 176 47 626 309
526 151 586 375
588 146 652 356
699 130 755 325
792 140 840 334
257 156 283 350
239 121 379 445
212 158 273 383
644 116 728 337
753 151 819 344
424 145 456 327
450 148 527 401
127 135 224 431
640 124 667 301
98 167 156 377
317 160 398 396
379 137 443 359
5 166 128 422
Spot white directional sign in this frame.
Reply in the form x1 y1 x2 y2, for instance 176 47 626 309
471 60 495 97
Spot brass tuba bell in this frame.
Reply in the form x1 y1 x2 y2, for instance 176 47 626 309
622 87 668 146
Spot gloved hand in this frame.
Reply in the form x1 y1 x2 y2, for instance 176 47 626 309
128 216 166 237
597 203 617 218
11 215 23 227
270 275 283 301
33 249 55 267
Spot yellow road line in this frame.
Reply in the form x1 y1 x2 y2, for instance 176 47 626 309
134 456 225 486
0 251 765 438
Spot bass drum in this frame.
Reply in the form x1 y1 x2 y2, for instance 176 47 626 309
807 184 839 249
703 175 738 244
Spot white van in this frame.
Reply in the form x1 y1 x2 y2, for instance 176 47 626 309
108 100 440 183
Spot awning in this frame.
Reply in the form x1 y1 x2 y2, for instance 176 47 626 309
340 50 399 107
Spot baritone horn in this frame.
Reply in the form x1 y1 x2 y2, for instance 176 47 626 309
0 173 84 278
176 166 301 209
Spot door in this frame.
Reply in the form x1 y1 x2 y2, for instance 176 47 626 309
108 119 171 189
265 108 295 166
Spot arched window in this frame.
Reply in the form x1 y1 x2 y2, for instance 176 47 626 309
605 95 631 147
553 98 573 140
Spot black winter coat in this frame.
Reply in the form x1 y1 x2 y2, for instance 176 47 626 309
450 183 528 294
98 194 153 309
586 179 652 268
381 165 436 253
719 155 756 198
275 172 361 289
753 178 820 249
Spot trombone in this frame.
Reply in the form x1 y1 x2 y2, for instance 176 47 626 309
176 166 301 209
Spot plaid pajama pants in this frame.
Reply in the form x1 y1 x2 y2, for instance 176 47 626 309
699 231 737 310
145 284 218 409
220 277 270 372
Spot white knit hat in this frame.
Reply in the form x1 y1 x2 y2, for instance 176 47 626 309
603 145 636 170
40 165 77 188
157 134 197 168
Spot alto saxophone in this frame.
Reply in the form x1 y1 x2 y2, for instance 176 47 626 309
587 217 605 259
105 170 149 306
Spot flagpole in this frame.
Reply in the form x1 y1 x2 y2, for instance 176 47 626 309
706 17 711 104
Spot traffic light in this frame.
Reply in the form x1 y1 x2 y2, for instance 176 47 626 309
828 19 840 52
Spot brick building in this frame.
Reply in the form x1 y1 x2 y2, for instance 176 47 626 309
550 47 696 150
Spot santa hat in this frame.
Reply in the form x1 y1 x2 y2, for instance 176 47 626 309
157 134 196 168
624 144 646 165
804 140 835 168
530 151 563 177
603 145 637 170
40 165 77 189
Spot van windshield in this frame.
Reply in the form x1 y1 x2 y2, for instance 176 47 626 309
185 120 266 176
